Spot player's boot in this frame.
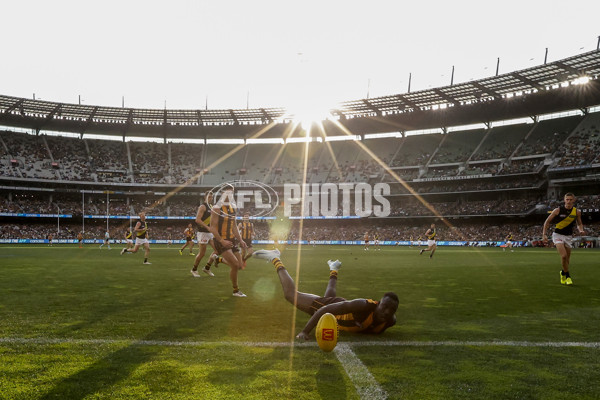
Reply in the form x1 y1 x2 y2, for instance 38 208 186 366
120 248 126 255
179 250 183 255
566 277 573 285
190 269 201 278
202 267 214 277
419 249 424 255
327 259 341 271
253 249 281 262
560 271 567 285
232 290 247 297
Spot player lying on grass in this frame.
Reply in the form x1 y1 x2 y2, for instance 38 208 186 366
254 249 399 340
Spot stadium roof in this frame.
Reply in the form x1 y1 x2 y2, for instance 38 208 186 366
1 50 600 140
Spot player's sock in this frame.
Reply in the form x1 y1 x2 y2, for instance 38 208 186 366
144 258 148 263
330 270 338 279
216 256 223 263
271 258 285 271
565 271 570 278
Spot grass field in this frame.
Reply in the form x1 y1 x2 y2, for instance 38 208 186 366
0 243 599 399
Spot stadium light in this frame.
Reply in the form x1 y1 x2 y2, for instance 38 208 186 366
573 76 590 85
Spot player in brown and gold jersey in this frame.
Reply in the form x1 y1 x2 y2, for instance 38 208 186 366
179 223 195 256
253 249 398 340
209 184 247 297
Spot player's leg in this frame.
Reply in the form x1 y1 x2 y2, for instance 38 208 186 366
254 249 318 313
555 243 571 284
220 249 245 296
143 242 151 264
323 260 341 297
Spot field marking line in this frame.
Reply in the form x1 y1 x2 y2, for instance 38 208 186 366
334 343 388 400
2 337 600 348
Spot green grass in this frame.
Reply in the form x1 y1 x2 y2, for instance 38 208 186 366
0 244 599 399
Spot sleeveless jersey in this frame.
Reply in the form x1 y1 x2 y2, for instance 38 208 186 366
196 202 212 233
336 299 389 333
240 221 253 240
215 204 236 240
136 220 148 239
554 206 577 235
427 228 436 240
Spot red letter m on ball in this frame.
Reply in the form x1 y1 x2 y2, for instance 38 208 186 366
322 328 335 341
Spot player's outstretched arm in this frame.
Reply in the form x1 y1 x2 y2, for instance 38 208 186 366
296 299 367 340
542 208 559 242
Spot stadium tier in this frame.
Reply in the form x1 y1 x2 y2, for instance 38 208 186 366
1 50 600 243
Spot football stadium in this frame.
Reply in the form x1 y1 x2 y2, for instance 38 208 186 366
1 2 600 399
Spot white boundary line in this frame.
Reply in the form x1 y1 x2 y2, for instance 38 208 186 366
2 337 600 348
334 343 388 400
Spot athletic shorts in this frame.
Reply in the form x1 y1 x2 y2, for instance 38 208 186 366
427 239 436 247
196 231 214 244
552 232 573 249
243 238 253 248
135 237 150 246
126 239 133 245
185 236 193 242
365 240 369 244
506 241 513 246
309 296 346 315
214 238 240 255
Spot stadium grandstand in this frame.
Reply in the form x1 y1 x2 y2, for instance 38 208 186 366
1 50 600 247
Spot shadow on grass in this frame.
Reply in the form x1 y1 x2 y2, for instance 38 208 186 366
39 321 207 400
316 361 348 400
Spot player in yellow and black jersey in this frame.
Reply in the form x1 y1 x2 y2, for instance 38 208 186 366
120 211 151 264
419 223 437 258
179 223 195 256
504 233 514 252
542 193 585 285
209 184 247 297
124 227 134 249
252 249 399 339
237 213 255 268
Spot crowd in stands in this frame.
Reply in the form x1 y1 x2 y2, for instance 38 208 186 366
1 111 597 187
3 219 599 245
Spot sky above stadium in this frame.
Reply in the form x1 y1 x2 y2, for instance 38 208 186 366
1 0 599 115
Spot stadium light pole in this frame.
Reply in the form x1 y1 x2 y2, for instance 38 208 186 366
106 192 109 233
81 192 85 234
56 205 60 235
